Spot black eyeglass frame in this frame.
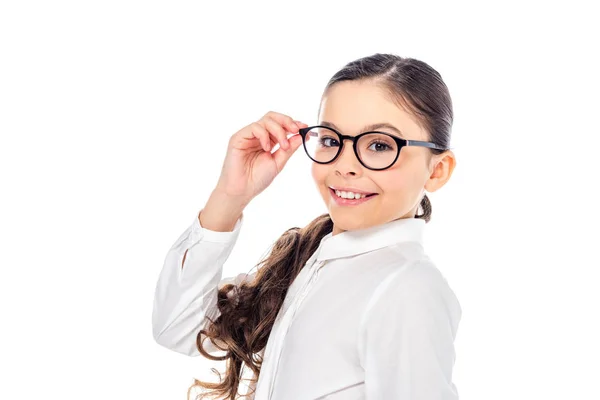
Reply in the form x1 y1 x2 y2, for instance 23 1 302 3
298 125 447 171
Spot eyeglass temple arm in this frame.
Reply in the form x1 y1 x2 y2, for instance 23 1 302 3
406 139 446 150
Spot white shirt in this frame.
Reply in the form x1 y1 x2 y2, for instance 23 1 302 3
152 208 462 399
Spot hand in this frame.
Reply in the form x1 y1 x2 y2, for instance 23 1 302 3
213 111 309 204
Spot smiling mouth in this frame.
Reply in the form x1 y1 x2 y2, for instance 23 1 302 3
328 187 378 199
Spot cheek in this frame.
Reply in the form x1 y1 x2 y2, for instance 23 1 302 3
311 163 327 185
379 164 424 197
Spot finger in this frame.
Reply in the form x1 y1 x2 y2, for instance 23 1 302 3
272 133 303 172
256 125 279 152
237 122 272 152
293 120 309 128
264 111 301 134
249 122 272 152
263 117 291 150
264 130 280 153
268 135 277 152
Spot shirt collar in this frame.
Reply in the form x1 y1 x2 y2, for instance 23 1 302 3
315 217 426 262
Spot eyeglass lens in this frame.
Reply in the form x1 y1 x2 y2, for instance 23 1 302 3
304 127 398 169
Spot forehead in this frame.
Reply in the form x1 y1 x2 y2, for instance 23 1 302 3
318 80 427 140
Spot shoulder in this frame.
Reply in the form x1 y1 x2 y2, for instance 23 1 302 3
361 257 462 334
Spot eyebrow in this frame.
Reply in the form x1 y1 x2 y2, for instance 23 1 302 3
320 121 405 138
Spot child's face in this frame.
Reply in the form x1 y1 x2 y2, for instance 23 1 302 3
311 80 440 236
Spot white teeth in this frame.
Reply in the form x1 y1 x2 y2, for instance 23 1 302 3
334 189 366 199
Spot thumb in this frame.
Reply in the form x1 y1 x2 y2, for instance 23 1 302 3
273 134 303 172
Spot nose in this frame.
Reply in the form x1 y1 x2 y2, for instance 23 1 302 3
333 138 362 176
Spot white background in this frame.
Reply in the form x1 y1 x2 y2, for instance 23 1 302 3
1 1 599 399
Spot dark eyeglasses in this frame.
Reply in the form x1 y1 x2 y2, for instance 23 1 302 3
298 125 446 171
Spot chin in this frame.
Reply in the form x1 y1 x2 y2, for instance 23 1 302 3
329 214 376 232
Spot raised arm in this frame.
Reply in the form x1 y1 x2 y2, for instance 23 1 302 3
152 112 307 357
152 198 253 356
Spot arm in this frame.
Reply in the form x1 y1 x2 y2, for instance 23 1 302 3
357 260 462 399
152 207 254 357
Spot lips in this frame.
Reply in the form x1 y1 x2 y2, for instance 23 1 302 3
329 186 377 196
328 187 378 198
328 187 378 206
329 188 377 200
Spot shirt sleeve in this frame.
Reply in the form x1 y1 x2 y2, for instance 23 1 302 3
152 208 256 357
357 260 462 399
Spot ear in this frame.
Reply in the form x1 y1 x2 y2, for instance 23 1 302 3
424 150 456 192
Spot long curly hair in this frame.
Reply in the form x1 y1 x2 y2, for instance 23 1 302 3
187 53 453 399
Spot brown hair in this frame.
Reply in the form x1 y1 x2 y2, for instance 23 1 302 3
188 53 453 399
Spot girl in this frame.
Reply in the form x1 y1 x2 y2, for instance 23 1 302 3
152 53 461 400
